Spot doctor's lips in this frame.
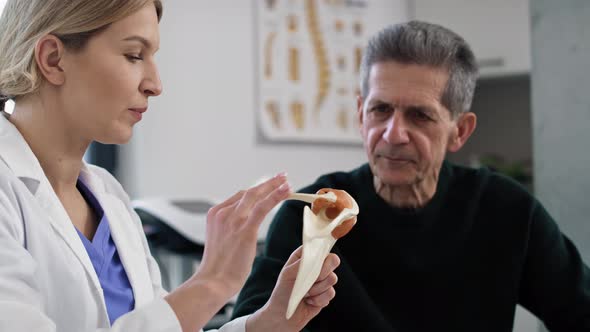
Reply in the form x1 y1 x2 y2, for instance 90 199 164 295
129 107 147 113
128 107 147 121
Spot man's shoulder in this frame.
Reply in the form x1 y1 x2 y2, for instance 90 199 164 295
446 161 533 203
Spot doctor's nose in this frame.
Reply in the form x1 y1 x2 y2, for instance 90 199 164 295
141 64 163 97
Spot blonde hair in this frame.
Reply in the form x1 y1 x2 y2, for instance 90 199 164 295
0 0 163 111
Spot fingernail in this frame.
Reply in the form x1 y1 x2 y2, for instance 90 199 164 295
275 171 288 178
279 183 291 192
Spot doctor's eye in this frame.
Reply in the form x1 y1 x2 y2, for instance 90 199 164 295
125 54 143 63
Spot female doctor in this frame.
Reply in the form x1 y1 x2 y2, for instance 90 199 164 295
0 0 340 331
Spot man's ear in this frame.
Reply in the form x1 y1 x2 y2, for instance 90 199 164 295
356 95 364 129
448 112 477 152
34 35 66 86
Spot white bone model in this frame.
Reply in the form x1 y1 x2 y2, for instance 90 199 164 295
285 190 359 319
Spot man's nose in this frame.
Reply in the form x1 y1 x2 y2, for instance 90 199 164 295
383 111 410 144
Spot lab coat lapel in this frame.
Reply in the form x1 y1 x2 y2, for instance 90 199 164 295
37 181 103 291
80 165 153 305
97 191 153 305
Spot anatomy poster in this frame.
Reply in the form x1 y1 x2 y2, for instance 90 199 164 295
256 0 406 144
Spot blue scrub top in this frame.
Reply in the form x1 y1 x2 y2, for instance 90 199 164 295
75 179 135 325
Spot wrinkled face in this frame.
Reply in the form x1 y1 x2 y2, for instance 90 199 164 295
60 3 161 144
358 61 459 188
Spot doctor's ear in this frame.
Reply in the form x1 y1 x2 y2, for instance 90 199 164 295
35 35 66 86
448 111 477 153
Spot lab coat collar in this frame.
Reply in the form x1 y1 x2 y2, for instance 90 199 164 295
0 113 107 197
0 112 43 194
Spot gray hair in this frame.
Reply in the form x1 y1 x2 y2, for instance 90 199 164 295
359 20 478 117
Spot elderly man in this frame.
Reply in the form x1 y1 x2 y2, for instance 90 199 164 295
232 21 590 331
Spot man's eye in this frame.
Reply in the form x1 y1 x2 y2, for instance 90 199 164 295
371 104 391 113
412 110 431 121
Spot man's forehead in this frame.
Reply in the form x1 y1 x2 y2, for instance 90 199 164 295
369 62 448 90
366 62 447 101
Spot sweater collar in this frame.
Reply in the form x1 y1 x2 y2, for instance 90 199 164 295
356 161 453 225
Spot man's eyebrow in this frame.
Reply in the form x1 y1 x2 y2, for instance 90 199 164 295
407 105 440 119
367 99 391 107
122 36 153 49
407 104 434 113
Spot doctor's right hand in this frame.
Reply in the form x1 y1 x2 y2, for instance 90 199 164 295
196 172 291 296
165 173 291 332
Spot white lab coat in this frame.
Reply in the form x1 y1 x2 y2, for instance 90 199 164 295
0 113 248 332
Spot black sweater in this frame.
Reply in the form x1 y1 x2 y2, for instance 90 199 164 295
233 161 590 331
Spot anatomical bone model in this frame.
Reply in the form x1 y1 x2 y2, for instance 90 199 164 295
285 188 359 319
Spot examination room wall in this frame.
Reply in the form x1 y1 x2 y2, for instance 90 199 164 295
118 0 408 202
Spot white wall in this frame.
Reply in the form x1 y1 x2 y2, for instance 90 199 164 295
448 75 532 166
0 0 7 14
119 0 408 201
531 2 590 330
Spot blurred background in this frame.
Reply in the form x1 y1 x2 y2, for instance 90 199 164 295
3 1 588 331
